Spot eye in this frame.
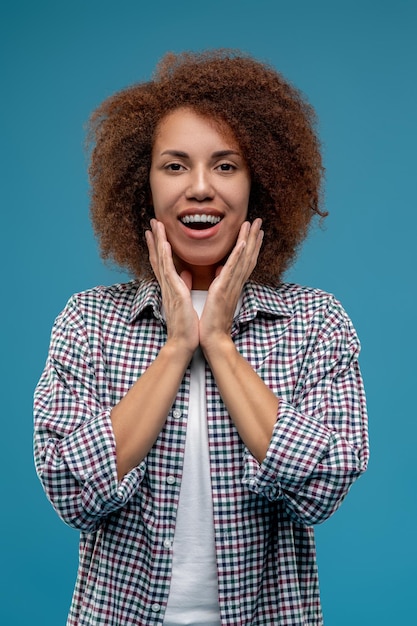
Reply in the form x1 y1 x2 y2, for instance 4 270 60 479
217 163 236 172
165 163 185 171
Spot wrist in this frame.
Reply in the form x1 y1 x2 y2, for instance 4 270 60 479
162 337 196 365
201 333 236 364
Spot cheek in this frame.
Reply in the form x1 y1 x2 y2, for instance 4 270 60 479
150 177 182 217
149 184 166 217
232 177 251 209
153 201 176 226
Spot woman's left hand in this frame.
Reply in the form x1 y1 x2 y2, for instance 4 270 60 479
199 218 263 354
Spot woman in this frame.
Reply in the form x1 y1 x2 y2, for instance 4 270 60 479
34 50 369 626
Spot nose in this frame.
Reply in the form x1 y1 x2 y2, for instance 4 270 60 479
185 165 214 201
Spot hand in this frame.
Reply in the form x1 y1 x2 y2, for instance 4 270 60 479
199 219 264 354
145 219 199 357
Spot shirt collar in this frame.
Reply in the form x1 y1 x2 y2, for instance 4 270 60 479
238 282 293 323
128 279 293 325
129 279 163 324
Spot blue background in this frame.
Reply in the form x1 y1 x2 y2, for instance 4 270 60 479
1 1 416 623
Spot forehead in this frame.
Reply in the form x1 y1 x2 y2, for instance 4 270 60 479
153 106 239 147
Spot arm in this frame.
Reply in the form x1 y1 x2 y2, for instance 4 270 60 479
34 300 194 530
241 299 369 525
110 340 191 480
34 297 140 532
203 338 279 463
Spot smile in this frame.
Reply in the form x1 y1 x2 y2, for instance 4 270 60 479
180 214 222 229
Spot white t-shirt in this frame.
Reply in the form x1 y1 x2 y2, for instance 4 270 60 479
163 291 221 626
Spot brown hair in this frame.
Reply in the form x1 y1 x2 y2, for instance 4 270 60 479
87 49 326 285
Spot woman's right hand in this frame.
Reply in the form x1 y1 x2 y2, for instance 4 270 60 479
146 219 199 358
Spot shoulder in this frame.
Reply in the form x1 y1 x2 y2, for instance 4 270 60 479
278 282 360 351
253 281 346 316
71 280 140 308
55 280 141 330
251 281 357 339
279 282 347 317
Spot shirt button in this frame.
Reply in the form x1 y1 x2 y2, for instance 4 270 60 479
151 603 161 613
166 475 176 485
163 538 172 549
172 409 182 419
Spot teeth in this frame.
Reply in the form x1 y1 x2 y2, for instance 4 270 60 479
181 214 221 225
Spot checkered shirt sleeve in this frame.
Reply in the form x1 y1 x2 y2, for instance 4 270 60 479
241 290 368 525
33 292 147 531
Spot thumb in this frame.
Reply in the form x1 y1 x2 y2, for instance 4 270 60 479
179 270 193 291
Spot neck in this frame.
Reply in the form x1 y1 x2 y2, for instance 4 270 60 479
174 257 217 290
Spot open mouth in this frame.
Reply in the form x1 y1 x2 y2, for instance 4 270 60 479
179 214 222 230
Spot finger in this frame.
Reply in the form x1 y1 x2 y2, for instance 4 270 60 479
179 270 193 291
234 219 262 258
240 218 264 266
245 218 263 252
220 219 263 284
161 240 178 279
151 219 168 259
240 220 252 237
248 221 264 261
145 229 161 282
153 225 192 296
221 239 247 279
226 218 261 270
147 222 176 292
150 220 176 281
234 220 251 247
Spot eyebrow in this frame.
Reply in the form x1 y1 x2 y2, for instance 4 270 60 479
159 149 242 158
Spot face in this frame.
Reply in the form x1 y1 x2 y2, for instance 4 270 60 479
149 107 251 286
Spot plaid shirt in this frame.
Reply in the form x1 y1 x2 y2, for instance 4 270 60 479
34 279 369 626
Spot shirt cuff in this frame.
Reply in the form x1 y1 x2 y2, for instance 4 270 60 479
242 400 331 501
47 409 146 518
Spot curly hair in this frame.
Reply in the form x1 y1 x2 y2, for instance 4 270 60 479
87 49 326 285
